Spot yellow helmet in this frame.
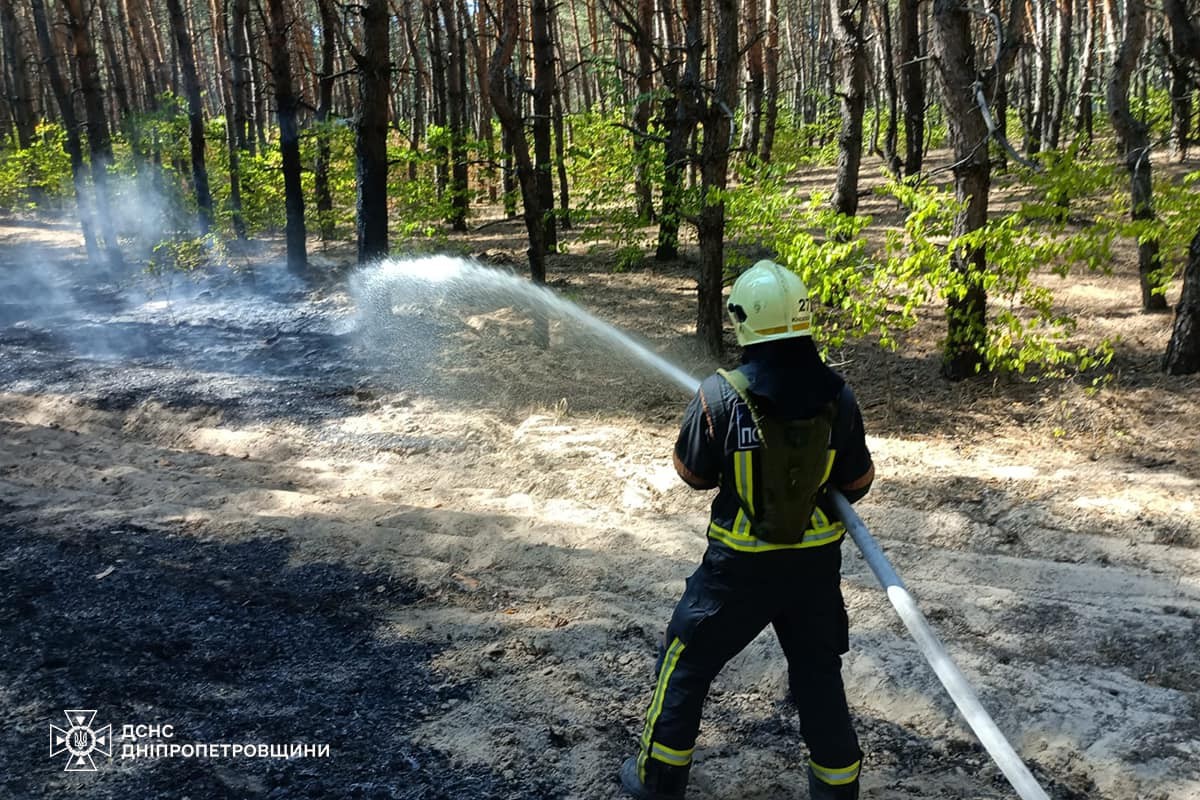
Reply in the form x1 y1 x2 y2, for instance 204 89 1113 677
726 260 812 346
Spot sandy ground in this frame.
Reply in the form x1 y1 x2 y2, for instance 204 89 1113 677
1 210 1198 800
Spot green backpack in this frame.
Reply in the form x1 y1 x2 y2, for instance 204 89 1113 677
718 368 837 545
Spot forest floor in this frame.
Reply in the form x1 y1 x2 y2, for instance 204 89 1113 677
1 160 1199 799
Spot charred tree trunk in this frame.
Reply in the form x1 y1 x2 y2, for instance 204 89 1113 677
357 0 390 261
1107 0 1168 312
62 0 122 269
166 0 213 232
830 0 866 216
30 0 98 259
531 0 558 250
265 0 307 275
898 0 924 176
696 0 739 357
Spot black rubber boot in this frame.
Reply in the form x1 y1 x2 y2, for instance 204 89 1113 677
619 756 689 800
807 766 860 800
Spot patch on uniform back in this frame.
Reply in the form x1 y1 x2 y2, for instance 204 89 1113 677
733 401 761 450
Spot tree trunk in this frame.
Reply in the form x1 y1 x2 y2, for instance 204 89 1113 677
357 0 390 261
30 0 99 260
741 0 765 159
531 0 558 250
314 0 337 241
439 0 469 231
0 0 36 149
265 0 307 275
696 0 738 357
656 0 703 262
166 0 213 233
1107 0 1168 312
873 0 901 177
1164 227 1200 374
61 0 122 269
1044 0 1072 150
759 0 780 163
401 0 425 182
229 0 251 152
489 0 547 290
1165 0 1200 159
1074 0 1096 145
632 0 656 220
830 0 866 216
898 0 924 176
930 0 995 379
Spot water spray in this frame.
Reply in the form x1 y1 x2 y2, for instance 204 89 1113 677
357 256 1050 798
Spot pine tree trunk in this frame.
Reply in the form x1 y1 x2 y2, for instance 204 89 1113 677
0 0 37 149
62 0 123 269
1165 0 1200 159
229 0 251 152
931 0 991 379
830 0 866 216
656 0 703 262
166 0 213 233
1045 0 1072 150
632 0 656 221
1074 0 1096 145
696 0 739 357
531 0 558 250
1107 0 1168 312
898 0 924 176
314 0 337 241
30 0 99 260
759 0 780 164
1164 227 1200 374
357 0 390 261
439 0 469 231
489 0 547 306
741 0 765 159
265 0 307 275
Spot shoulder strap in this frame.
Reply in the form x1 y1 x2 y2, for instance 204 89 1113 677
717 368 769 448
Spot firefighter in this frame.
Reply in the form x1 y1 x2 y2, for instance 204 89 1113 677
620 260 875 800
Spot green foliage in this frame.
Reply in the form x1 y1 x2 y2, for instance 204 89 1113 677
567 110 662 265
0 123 75 211
147 232 231 275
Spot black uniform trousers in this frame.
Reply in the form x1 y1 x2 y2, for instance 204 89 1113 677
636 539 862 781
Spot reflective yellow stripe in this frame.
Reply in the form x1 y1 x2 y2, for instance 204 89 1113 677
649 741 694 766
754 324 789 335
743 451 755 514
821 449 836 483
707 519 844 551
638 638 687 780
810 758 861 786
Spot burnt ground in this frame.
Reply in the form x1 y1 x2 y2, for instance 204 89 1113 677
1 213 1198 800
0 518 546 800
